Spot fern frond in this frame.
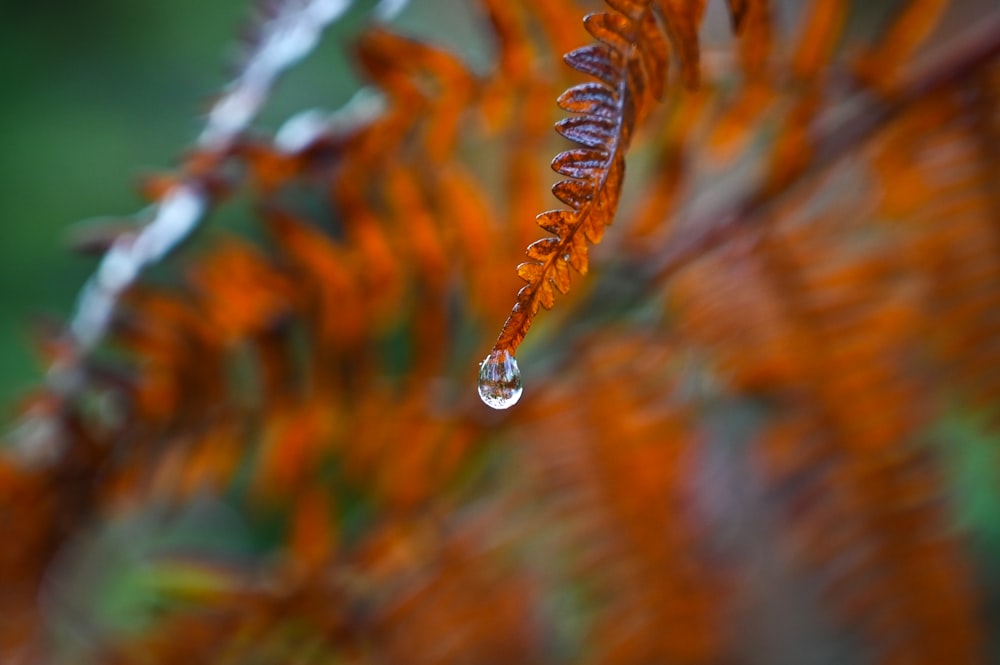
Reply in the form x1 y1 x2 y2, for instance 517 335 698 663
485 0 670 370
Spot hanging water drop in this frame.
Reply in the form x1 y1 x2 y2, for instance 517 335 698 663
478 349 522 409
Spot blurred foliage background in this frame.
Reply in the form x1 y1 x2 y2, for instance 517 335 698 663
0 0 1000 660
0 0 484 413
2 0 998 563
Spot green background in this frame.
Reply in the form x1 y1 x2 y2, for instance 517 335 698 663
2 1 236 413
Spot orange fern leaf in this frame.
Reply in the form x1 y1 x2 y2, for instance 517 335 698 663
728 0 772 80
481 0 670 408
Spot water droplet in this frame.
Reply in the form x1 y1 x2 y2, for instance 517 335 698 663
478 349 522 409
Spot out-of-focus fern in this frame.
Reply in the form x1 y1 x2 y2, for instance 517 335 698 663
3 1 1000 664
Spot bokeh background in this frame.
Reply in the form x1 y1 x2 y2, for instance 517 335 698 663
2 1 1000 662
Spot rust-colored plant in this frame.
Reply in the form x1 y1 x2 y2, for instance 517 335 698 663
3 1 1000 663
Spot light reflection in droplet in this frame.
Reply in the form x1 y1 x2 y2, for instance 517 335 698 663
477 349 522 409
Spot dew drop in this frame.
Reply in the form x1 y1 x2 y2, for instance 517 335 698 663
477 349 522 409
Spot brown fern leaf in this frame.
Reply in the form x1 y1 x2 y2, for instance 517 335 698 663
789 0 847 82
482 0 670 403
657 0 707 89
